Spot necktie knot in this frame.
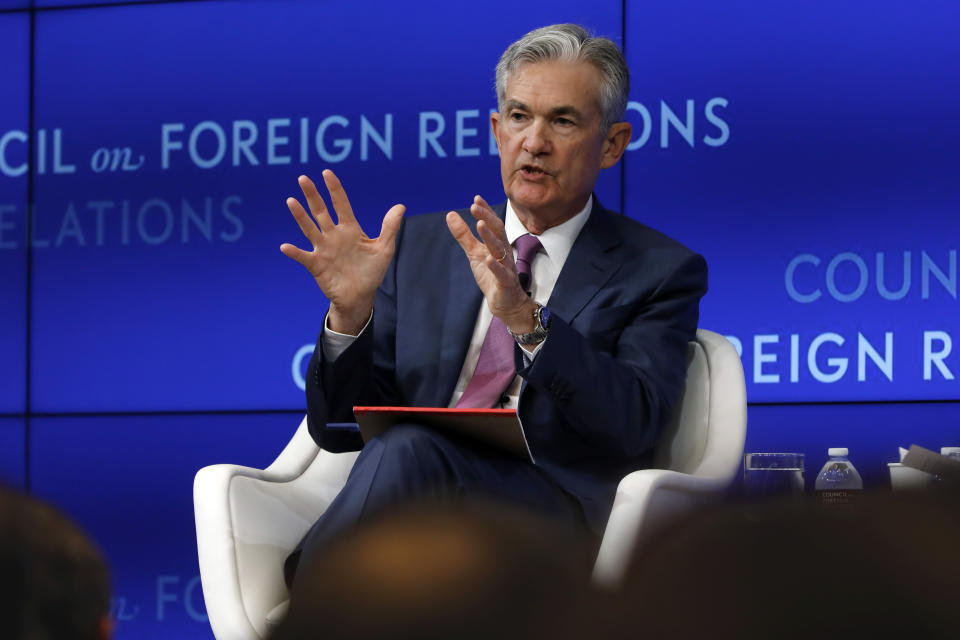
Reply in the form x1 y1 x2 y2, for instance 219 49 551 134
514 234 542 293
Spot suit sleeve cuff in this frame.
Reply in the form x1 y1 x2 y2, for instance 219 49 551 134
322 310 373 361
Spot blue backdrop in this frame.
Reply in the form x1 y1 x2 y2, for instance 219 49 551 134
1 1 958 638
0 10 28 414
622 1 960 402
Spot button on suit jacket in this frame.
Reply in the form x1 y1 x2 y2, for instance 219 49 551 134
304 199 708 533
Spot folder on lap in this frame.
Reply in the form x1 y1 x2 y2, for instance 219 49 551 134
353 406 533 463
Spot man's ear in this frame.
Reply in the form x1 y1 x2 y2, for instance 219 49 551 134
490 112 503 154
599 122 633 169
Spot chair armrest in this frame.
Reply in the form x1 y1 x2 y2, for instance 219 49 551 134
192 416 317 640
194 463 271 640
194 418 357 640
194 462 338 640
614 466 732 500
592 468 731 587
262 416 321 479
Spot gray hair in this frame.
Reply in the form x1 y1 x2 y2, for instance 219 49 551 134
495 23 630 132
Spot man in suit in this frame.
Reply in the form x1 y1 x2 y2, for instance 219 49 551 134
280 24 707 583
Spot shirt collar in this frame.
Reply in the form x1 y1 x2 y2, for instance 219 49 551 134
504 196 593 268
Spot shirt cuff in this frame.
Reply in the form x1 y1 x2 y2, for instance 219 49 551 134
519 337 546 364
322 310 373 361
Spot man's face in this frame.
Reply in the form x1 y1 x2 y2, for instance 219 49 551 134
492 60 625 228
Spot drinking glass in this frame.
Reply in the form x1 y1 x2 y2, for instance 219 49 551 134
743 453 805 496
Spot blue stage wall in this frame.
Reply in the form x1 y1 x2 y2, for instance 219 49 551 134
0 11 28 414
2 1 957 638
622 1 960 402
0 418 25 489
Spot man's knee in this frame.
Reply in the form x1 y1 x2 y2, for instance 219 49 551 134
329 423 472 519
372 423 454 467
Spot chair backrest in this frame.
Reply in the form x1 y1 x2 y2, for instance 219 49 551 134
652 329 747 482
653 340 709 474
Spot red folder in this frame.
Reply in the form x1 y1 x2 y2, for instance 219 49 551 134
353 406 533 462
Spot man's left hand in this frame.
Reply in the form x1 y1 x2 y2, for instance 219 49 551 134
446 196 538 335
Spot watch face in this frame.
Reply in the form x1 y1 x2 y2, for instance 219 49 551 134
539 306 551 328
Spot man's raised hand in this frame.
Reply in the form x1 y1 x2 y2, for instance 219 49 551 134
281 170 405 334
446 196 537 335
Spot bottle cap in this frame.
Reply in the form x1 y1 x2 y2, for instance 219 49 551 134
828 447 848 457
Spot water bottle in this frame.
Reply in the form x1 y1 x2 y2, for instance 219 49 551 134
815 447 863 505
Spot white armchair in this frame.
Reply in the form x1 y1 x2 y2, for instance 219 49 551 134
592 329 747 586
194 329 746 639
194 424 359 640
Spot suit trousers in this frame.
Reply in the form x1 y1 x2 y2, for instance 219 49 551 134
285 423 585 587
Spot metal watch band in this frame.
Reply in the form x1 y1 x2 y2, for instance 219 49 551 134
508 304 551 345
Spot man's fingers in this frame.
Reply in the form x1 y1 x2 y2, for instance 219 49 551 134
474 194 493 210
471 196 507 236
298 175 335 231
378 204 406 247
322 169 358 226
446 211 482 255
485 253 518 286
286 197 323 246
473 195 497 218
279 242 314 267
476 219 513 269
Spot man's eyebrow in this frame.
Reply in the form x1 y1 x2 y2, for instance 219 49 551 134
503 101 585 120
550 105 584 120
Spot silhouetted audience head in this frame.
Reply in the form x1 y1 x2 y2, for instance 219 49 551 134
0 486 111 640
270 499 600 640
620 490 960 639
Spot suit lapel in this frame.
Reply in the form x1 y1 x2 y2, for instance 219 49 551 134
547 199 624 322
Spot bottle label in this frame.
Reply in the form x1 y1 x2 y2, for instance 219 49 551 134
816 489 861 505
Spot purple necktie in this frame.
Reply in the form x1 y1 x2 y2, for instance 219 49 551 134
456 234 543 408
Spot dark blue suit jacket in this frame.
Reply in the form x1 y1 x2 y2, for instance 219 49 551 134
304 200 707 532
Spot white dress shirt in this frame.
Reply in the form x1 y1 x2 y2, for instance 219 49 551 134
323 196 593 409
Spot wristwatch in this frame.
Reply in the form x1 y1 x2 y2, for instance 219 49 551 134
508 304 551 345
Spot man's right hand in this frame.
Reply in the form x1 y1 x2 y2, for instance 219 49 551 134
280 170 405 335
